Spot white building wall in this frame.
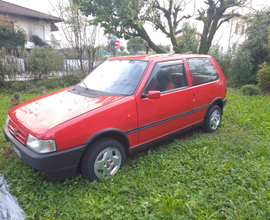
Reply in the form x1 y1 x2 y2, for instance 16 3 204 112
213 0 270 53
4 14 54 48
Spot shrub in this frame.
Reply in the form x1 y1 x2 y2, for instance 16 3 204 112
36 74 81 89
182 22 199 53
0 48 19 83
230 49 255 87
240 84 261 96
0 22 27 47
257 62 270 90
208 46 233 86
9 73 81 93
209 46 256 88
31 35 48 47
27 47 64 80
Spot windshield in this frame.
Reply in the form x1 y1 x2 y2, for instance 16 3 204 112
79 59 148 95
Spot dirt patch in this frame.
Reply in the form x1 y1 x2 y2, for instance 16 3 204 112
3 146 15 158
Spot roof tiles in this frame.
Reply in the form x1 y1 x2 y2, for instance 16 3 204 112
0 0 63 23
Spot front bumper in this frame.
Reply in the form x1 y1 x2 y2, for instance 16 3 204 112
3 124 87 181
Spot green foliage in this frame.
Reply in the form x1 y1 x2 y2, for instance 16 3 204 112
156 44 170 53
0 22 27 47
9 74 81 93
127 37 148 54
27 47 64 80
208 46 233 85
181 22 199 53
240 84 261 96
257 62 270 89
256 27 270 90
1 90 270 219
209 46 254 87
31 35 48 47
0 47 21 84
230 48 255 87
242 8 270 73
74 0 189 53
118 51 130 56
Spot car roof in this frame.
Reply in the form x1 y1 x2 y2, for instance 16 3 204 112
110 54 211 62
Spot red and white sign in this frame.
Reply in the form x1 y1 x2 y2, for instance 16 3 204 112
115 40 120 47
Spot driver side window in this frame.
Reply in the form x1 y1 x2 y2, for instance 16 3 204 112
146 62 188 93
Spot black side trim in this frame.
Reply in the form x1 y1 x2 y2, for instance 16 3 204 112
193 105 208 113
125 128 138 135
129 120 204 154
125 104 209 135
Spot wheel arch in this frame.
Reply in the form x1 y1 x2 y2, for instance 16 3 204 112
207 98 224 115
84 128 130 156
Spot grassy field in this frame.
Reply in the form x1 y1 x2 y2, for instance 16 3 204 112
0 90 270 219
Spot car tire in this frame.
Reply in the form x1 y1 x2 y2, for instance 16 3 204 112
203 105 222 133
81 138 125 182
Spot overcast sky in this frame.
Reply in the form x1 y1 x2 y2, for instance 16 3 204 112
5 0 270 16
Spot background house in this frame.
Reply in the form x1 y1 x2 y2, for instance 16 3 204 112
0 0 63 49
211 0 270 53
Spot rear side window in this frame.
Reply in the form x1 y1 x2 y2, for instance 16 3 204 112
186 58 219 86
145 61 188 93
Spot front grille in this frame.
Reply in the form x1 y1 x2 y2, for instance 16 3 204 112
8 120 28 145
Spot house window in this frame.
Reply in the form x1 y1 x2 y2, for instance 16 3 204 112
34 24 44 39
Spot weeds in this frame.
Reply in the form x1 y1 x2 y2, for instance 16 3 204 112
0 90 270 219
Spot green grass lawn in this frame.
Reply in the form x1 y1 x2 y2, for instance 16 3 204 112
0 90 270 219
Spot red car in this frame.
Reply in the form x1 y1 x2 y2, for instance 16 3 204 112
3 54 226 181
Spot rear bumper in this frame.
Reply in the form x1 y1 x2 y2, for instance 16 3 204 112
3 124 87 181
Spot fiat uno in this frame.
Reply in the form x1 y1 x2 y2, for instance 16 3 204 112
3 54 227 181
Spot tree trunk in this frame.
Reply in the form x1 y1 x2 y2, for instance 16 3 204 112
133 25 166 54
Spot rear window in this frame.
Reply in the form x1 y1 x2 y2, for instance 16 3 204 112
186 58 219 86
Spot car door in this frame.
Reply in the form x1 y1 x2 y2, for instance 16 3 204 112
185 57 221 124
135 60 194 147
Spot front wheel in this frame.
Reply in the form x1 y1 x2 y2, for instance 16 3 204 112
203 105 222 133
81 138 125 182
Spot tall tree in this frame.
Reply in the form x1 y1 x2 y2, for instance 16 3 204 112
74 0 192 53
197 0 249 54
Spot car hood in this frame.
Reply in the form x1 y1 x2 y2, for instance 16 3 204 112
10 90 124 135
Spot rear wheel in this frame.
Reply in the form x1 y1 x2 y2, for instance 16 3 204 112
81 138 125 182
203 105 222 133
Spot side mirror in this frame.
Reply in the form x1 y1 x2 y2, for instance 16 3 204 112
147 91 160 99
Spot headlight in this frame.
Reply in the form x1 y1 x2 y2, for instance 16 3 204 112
5 115 10 125
26 134 57 153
